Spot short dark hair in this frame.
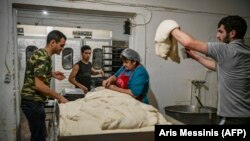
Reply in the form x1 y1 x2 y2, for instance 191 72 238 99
218 15 247 39
81 45 91 53
46 30 67 44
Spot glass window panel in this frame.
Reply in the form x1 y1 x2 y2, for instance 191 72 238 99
92 48 103 69
62 48 73 70
26 45 38 62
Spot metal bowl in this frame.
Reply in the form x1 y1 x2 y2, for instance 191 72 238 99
164 105 217 124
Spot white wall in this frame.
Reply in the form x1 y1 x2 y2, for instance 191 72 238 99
0 0 17 140
146 11 222 112
1 0 250 140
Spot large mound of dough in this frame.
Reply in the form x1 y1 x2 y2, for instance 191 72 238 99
58 87 170 136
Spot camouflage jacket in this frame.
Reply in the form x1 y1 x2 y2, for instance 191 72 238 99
21 48 52 102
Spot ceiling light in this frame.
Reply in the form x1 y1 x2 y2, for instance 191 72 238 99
43 10 48 15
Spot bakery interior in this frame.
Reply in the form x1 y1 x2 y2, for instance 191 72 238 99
0 0 250 141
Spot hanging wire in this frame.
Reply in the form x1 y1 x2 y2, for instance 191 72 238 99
59 0 250 19
5 0 11 73
130 7 152 27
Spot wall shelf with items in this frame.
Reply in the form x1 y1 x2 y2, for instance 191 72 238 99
102 46 127 77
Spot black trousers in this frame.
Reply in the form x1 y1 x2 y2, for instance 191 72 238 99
217 116 250 125
21 99 46 141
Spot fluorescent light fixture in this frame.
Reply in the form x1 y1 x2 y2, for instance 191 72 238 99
43 10 48 15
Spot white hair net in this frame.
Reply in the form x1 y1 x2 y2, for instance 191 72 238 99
121 48 141 62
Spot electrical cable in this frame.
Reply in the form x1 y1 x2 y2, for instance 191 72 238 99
5 0 11 74
130 8 152 27
60 0 250 19
143 15 147 67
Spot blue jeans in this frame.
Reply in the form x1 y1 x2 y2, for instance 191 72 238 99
21 99 46 141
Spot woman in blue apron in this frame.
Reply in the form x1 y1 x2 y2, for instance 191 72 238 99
102 48 149 104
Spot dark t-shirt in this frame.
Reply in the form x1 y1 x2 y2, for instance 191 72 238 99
75 61 92 91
